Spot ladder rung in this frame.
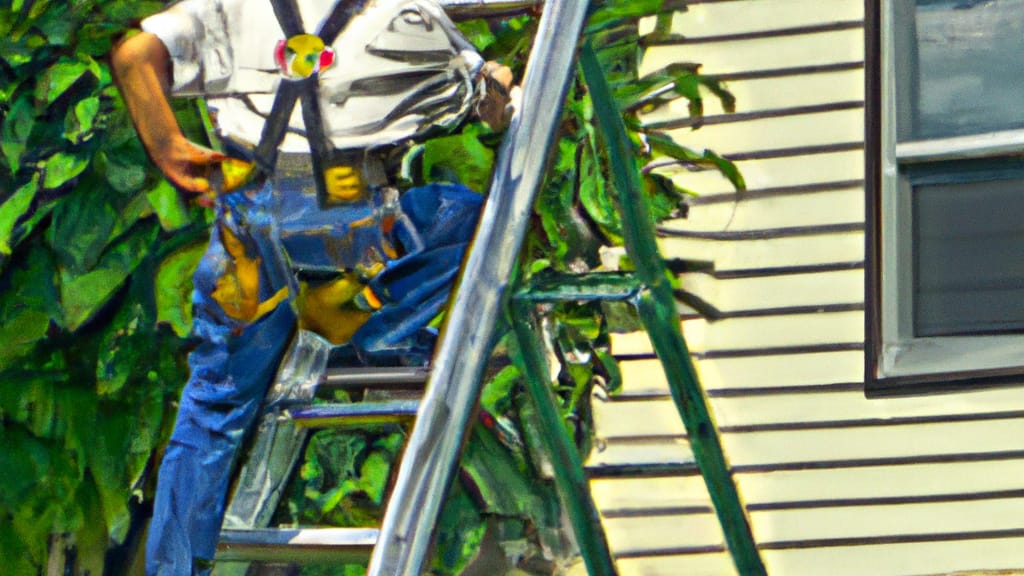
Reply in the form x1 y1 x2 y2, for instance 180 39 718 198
217 528 378 564
513 271 643 304
319 366 430 390
290 400 419 428
584 461 700 479
441 0 540 19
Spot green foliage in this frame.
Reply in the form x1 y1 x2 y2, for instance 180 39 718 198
281 405 408 530
0 0 741 574
421 123 496 192
0 1 204 573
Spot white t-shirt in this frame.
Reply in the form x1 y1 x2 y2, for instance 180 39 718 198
142 0 483 153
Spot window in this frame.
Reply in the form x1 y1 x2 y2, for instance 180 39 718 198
872 0 1024 384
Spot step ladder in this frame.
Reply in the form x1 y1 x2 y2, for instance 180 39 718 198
210 1 768 575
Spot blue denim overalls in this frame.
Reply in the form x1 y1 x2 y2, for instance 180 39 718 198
145 174 482 574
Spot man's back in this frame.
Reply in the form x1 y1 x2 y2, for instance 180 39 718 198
142 0 483 154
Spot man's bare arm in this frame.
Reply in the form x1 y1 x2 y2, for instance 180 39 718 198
111 32 224 194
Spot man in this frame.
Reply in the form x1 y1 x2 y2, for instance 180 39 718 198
111 1 512 572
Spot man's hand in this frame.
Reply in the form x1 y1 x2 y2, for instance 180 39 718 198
112 32 226 203
477 61 518 131
154 136 226 197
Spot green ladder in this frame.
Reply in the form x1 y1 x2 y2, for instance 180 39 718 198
213 1 767 575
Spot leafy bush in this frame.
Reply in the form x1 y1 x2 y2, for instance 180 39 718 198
0 1 208 572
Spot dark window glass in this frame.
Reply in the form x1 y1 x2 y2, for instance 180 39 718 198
898 0 1024 140
913 172 1024 336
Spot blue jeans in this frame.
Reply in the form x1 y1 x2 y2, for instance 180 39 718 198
145 181 482 575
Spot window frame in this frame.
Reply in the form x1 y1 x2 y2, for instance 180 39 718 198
866 0 1024 395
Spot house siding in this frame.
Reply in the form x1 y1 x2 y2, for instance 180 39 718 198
585 1 1024 574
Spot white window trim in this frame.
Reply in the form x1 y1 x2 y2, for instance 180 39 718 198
877 0 1024 380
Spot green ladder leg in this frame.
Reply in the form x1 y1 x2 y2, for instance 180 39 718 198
510 303 618 576
580 41 768 576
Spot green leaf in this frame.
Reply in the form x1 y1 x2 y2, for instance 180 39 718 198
26 380 57 439
73 475 109 574
146 180 191 232
34 3 78 47
673 73 701 101
60 223 157 331
95 301 146 397
1 94 34 173
103 151 148 194
0 426 50 508
35 57 93 106
110 189 155 241
155 241 204 337
0 33 41 69
1 429 68 568
101 1 165 24
536 138 602 270
422 124 495 191
357 451 391 505
42 151 90 190
652 11 675 38
61 267 127 330
646 132 746 191
0 246 59 369
0 175 39 256
480 364 520 416
460 425 544 518
47 181 118 274
88 408 135 544
63 95 100 144
456 19 496 52
0 511 37 576
595 348 622 395
645 171 689 221
697 74 736 114
578 134 622 241
586 0 663 34
77 21 120 56
0 308 52 373
432 481 486 575
27 0 55 20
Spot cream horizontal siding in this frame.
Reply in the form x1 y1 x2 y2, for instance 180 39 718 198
661 187 865 233
584 437 695 476
760 539 1024 576
616 552 737 576
646 0 864 38
589 417 1024 470
588 0 1024 574
603 514 725 555
643 69 865 120
660 230 865 272
611 350 866 392
682 310 864 352
662 109 864 156
676 270 865 313
643 28 864 77
595 388 1024 437
667 149 865 195
595 460 1024 510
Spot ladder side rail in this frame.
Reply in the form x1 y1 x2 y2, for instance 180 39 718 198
440 0 541 20
509 302 618 576
367 2 592 574
579 41 768 576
